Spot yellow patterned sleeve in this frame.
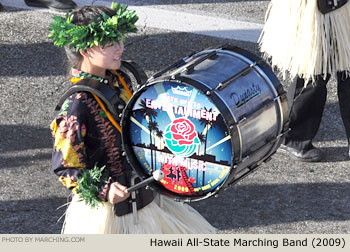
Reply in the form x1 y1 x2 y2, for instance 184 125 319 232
59 176 79 193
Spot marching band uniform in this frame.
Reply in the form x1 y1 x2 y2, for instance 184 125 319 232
259 0 350 161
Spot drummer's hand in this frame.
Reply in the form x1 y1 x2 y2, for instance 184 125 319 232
108 182 130 204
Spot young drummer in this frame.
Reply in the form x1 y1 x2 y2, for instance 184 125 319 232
49 2 216 234
259 0 350 162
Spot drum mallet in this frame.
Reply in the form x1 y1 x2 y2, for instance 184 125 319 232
126 170 164 193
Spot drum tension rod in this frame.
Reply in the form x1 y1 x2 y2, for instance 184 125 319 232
207 60 262 96
277 128 291 138
182 51 218 75
147 54 194 83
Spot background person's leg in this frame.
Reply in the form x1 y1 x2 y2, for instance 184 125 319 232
280 75 329 161
337 71 350 158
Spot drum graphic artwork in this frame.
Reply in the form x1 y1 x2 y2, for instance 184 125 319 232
121 45 289 201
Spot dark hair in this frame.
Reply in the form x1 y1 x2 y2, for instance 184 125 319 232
64 5 116 72
69 5 116 26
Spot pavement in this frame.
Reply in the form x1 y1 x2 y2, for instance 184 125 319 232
1 0 350 234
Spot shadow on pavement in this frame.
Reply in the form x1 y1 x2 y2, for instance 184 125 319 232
192 182 350 231
0 28 258 77
0 125 52 153
0 42 67 77
318 146 348 162
0 197 67 234
1 181 350 233
0 152 52 169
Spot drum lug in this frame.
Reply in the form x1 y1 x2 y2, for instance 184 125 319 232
273 91 287 101
241 155 250 163
239 117 247 124
216 83 224 90
145 77 154 84
263 156 273 163
277 133 284 139
230 117 247 129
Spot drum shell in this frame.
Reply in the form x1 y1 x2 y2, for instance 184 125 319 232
168 48 288 181
121 46 288 201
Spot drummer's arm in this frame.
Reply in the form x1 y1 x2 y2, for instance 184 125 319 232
52 143 117 203
50 95 88 193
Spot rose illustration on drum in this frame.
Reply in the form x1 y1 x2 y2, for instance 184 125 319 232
164 117 200 157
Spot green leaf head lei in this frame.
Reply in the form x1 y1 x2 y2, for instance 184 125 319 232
48 2 138 52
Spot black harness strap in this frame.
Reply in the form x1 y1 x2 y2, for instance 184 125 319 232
120 60 148 84
55 80 123 120
56 60 148 119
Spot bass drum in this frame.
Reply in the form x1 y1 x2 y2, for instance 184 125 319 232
121 45 289 202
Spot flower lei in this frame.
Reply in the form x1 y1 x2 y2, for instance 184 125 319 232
48 2 138 52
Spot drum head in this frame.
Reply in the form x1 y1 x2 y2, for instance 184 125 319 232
122 80 233 201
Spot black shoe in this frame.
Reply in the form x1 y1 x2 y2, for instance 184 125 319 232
0 3 3 11
277 144 322 162
24 0 77 12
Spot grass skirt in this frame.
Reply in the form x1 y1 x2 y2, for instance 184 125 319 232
258 0 350 81
61 194 216 234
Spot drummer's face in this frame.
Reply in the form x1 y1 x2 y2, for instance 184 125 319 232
82 41 124 75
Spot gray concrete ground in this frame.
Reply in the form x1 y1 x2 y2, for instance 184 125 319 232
1 1 350 234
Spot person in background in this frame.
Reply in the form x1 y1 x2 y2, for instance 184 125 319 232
24 0 77 11
259 0 350 162
0 0 76 12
